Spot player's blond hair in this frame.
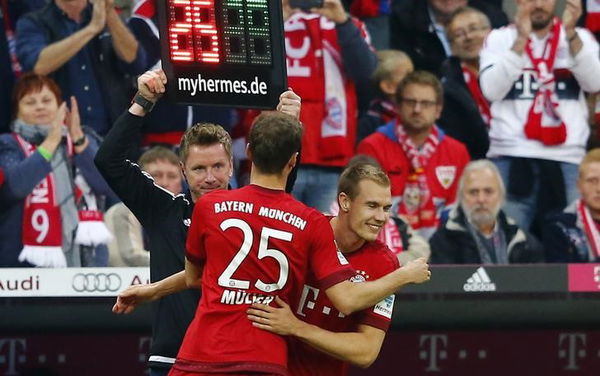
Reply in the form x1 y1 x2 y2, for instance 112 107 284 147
338 156 390 200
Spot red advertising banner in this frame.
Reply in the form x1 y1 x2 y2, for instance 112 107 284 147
568 264 600 292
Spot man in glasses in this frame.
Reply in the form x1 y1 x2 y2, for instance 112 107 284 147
357 70 470 239
438 6 492 160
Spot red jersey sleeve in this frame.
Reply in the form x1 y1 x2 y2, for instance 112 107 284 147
186 198 207 265
308 213 355 290
358 247 400 331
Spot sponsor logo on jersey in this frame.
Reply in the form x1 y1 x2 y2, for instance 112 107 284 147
373 294 395 319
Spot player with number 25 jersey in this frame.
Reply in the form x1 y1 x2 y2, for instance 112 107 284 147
176 184 355 374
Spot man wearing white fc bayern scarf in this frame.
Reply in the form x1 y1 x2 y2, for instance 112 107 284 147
479 0 600 231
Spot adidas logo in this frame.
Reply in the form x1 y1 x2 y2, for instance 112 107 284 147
463 267 496 292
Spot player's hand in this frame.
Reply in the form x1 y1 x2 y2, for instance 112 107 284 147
402 257 431 284
562 0 582 35
247 296 304 336
311 0 348 24
137 69 167 103
112 283 159 314
277 89 301 120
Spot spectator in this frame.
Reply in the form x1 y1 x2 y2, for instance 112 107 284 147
389 0 507 74
0 73 113 267
438 6 491 159
430 160 545 264
284 0 377 213
16 0 147 136
544 148 600 262
357 49 413 144
0 0 46 133
104 146 182 267
479 0 600 232
357 70 470 239
128 0 236 150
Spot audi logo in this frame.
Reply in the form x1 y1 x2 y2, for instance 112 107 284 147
71 273 122 292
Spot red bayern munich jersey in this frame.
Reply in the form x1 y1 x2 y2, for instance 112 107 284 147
177 185 355 375
289 236 400 376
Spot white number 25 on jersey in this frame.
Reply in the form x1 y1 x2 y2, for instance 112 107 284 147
218 218 292 293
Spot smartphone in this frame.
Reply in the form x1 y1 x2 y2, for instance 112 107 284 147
289 0 324 11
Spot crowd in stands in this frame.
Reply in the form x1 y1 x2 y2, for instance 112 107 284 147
1 0 600 268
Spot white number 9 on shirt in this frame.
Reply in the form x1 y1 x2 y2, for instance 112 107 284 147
218 218 292 292
32 209 50 243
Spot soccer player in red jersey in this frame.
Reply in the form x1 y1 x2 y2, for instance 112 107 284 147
247 160 418 375
114 110 431 375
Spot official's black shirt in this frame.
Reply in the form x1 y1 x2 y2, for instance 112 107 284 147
95 111 200 370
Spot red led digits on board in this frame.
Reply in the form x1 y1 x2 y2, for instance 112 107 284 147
168 0 219 64
168 0 193 62
167 0 271 65
193 0 220 64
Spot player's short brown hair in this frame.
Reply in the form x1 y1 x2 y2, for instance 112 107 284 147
337 155 390 200
248 112 303 175
179 123 232 163
395 70 444 106
579 148 600 178
138 146 180 169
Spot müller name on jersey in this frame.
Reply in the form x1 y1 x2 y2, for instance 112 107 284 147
221 290 276 305
213 200 307 230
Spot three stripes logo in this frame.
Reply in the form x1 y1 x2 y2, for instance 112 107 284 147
463 267 496 292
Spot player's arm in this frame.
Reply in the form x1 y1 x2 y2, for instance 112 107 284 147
325 258 430 316
248 297 385 368
112 269 193 314
112 259 203 314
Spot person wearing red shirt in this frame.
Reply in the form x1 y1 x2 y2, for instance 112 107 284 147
358 70 470 239
247 160 427 375
112 106 431 375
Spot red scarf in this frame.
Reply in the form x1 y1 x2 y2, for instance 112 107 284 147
14 133 111 267
462 64 491 127
285 13 358 163
578 199 600 260
1 0 22 76
367 97 397 125
524 18 567 146
586 0 600 34
396 121 440 230
14 134 66 267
